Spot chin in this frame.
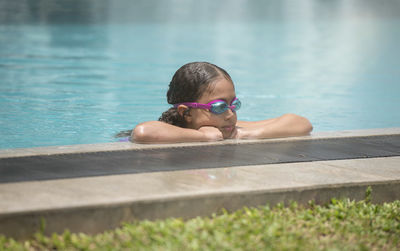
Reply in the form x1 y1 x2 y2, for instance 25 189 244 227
222 130 234 139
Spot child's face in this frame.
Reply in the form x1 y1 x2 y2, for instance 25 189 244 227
186 78 238 139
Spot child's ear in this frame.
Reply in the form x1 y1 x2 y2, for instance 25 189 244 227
177 105 192 123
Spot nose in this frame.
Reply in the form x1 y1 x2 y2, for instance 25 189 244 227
224 108 235 120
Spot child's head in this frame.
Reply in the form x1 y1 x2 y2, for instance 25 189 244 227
159 62 238 138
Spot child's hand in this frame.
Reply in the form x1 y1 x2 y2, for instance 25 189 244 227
198 126 224 141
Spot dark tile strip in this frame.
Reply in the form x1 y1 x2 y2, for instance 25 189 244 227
0 135 399 183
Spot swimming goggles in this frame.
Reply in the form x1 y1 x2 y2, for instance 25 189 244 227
173 97 241 115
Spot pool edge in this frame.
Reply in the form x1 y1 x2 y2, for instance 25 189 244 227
1 157 399 240
1 127 400 158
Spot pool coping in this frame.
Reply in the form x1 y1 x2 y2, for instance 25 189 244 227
1 128 400 158
0 128 399 239
1 156 399 239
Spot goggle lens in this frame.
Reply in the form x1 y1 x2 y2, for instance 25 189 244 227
210 102 228 114
210 99 241 114
232 98 241 111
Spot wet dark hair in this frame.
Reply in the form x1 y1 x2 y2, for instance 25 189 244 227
158 62 233 127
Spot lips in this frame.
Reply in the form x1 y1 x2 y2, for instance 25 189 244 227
221 125 234 133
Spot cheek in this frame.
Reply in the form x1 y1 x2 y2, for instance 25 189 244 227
191 111 218 128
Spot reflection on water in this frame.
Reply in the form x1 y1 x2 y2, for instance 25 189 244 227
0 0 400 148
2 0 399 24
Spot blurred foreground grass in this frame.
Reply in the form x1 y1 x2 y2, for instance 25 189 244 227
1 190 399 250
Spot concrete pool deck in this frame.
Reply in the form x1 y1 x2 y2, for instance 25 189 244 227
0 128 399 239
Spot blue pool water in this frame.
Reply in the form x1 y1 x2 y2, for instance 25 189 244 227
1 0 400 149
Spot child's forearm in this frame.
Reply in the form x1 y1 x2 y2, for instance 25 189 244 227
132 121 222 143
236 114 313 139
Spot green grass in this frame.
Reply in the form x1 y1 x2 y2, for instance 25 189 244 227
1 191 400 250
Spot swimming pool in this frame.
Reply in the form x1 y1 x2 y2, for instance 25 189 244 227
1 0 399 149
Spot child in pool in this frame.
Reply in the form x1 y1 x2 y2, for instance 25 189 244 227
133 62 312 143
